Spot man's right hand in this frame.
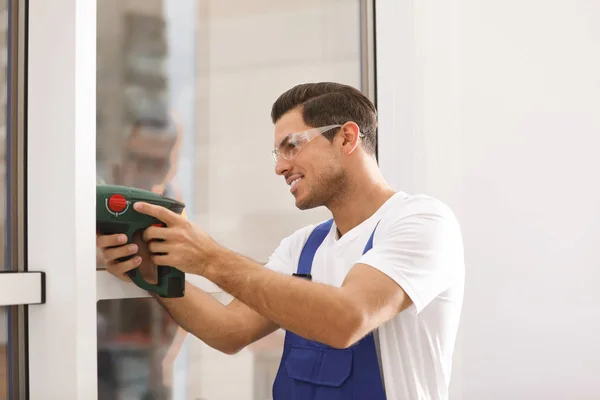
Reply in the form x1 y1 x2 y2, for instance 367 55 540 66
96 232 158 284
97 233 280 355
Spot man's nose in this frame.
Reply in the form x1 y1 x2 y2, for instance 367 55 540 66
274 156 291 176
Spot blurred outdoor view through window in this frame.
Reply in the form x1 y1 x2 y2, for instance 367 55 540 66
96 0 365 399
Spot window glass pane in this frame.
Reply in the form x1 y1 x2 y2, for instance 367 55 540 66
96 1 363 399
97 299 176 399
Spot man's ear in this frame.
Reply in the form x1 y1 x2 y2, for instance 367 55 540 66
339 122 362 155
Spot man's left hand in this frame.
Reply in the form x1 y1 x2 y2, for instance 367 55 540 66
133 201 219 276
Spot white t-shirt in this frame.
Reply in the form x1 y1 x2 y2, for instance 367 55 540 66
265 192 465 400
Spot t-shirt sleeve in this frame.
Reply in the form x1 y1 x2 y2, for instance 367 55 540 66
357 197 463 314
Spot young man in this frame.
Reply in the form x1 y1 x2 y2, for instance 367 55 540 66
97 82 465 399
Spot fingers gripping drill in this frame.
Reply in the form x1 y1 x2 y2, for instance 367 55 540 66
96 184 186 298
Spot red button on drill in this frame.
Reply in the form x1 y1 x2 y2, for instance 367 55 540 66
108 194 128 213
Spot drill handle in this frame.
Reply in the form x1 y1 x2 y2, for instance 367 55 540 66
127 266 185 298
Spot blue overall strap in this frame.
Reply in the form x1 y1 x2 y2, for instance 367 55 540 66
363 220 381 254
295 219 334 278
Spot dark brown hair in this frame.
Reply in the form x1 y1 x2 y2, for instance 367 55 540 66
271 82 377 155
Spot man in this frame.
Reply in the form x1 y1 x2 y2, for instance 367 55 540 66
97 82 465 399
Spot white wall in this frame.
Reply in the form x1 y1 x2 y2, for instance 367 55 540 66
394 1 600 398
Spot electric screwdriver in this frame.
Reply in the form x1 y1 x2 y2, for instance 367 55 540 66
96 184 186 297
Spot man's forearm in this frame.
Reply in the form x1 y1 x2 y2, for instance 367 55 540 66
203 249 361 348
154 281 247 354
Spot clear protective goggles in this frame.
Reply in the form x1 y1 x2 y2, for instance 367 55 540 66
271 124 342 163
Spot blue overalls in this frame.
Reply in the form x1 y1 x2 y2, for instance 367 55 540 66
272 218 387 400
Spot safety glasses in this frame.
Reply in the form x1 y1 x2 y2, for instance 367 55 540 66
271 124 342 163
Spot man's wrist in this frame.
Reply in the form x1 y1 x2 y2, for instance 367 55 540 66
201 244 226 280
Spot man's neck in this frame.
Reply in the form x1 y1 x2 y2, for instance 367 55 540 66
327 173 396 238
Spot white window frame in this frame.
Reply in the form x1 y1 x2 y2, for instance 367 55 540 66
24 0 411 398
26 0 99 397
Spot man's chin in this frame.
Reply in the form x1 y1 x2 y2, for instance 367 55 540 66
296 202 314 210
294 194 321 210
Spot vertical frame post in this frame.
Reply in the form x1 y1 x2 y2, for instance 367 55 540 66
26 0 97 398
5 0 28 397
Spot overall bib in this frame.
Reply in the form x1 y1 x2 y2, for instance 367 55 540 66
272 219 387 400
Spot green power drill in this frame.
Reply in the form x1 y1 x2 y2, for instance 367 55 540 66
96 184 186 298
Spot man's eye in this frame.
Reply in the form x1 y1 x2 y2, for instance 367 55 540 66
285 142 298 149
